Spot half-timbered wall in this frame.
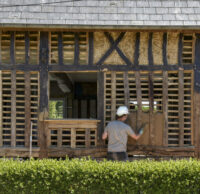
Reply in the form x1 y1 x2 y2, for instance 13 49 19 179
0 30 197 157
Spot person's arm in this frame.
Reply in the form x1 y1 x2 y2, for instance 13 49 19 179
130 133 141 140
102 131 108 140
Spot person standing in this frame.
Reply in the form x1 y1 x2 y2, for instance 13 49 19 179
102 106 144 161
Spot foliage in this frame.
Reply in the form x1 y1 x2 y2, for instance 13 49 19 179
0 158 200 194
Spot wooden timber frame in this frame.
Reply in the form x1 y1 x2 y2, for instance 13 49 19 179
0 29 199 159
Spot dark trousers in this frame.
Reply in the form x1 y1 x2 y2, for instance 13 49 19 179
107 152 129 161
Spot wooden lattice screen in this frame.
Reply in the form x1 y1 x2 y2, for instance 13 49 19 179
0 71 39 147
50 32 87 65
182 34 194 64
0 31 39 65
104 71 193 147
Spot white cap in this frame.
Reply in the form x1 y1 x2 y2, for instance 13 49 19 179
116 106 129 116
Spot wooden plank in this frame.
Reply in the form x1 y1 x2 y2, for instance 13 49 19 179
58 32 63 65
148 32 153 66
11 70 16 147
163 71 168 146
85 128 90 148
134 32 140 66
178 69 184 146
48 64 194 72
74 32 79 65
149 73 154 145
96 32 125 66
88 32 94 65
135 71 142 129
123 71 130 109
0 31 2 64
10 31 15 65
194 33 200 157
38 32 49 158
25 31 30 65
0 71 2 147
178 33 183 66
162 33 168 66
111 72 116 121
97 72 104 141
71 128 76 148
25 72 31 148
57 128 62 148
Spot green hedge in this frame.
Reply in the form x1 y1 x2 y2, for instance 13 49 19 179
0 158 200 194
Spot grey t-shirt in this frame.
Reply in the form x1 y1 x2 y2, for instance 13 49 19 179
104 120 135 152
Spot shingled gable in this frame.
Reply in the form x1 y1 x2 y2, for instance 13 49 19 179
0 0 199 28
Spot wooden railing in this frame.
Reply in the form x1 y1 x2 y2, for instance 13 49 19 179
44 119 99 149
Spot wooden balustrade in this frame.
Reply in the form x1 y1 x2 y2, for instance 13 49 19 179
44 119 99 149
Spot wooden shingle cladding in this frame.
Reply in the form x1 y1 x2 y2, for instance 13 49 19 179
0 29 197 158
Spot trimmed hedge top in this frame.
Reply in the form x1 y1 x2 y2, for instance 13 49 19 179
0 158 200 194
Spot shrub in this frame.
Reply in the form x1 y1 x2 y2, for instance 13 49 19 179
0 158 200 194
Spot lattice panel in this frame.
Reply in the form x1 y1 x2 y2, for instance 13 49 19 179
167 71 193 146
79 32 87 65
63 32 75 65
1 71 39 147
128 72 137 111
50 32 59 64
140 72 149 111
104 72 112 125
30 72 39 147
183 72 192 145
16 72 25 147
2 71 11 146
29 32 39 65
168 72 179 146
15 32 25 64
153 71 163 112
182 34 194 64
49 128 97 148
1 32 11 64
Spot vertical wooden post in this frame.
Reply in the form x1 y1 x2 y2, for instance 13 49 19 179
74 32 79 65
148 32 153 67
58 32 63 65
178 33 183 66
111 72 116 121
194 33 200 158
57 128 62 148
10 32 15 65
85 128 90 148
38 32 49 158
135 71 142 130
163 71 168 146
97 71 104 140
163 33 168 66
178 68 184 147
123 71 130 109
25 31 30 65
25 72 31 148
134 32 140 67
0 31 2 64
0 71 2 147
11 70 16 147
88 32 94 66
149 73 154 145
71 128 76 148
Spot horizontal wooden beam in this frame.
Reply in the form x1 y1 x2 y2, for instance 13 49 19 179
0 64 194 72
0 65 40 71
